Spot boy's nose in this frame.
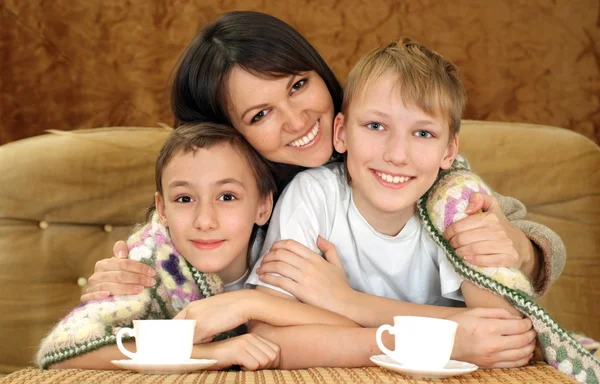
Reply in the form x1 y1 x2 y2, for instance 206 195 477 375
382 133 409 165
194 204 217 230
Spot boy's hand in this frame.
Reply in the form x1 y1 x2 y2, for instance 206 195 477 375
80 241 156 302
257 237 354 315
443 192 530 271
175 291 251 343
202 333 280 371
449 307 536 368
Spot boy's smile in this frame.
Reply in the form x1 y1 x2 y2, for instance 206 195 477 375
334 70 458 237
155 143 272 284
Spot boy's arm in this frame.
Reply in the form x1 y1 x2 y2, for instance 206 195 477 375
461 281 522 317
49 336 281 371
49 342 132 370
175 289 359 343
249 303 535 370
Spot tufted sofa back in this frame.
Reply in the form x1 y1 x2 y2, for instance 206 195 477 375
0 122 598 372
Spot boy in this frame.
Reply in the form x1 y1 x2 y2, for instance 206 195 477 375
244 37 532 368
36 123 355 371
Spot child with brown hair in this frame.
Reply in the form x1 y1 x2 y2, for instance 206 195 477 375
36 123 355 371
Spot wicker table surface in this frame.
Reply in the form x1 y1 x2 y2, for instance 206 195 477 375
0 362 577 384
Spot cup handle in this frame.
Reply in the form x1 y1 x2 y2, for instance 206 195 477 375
116 327 137 360
375 324 396 357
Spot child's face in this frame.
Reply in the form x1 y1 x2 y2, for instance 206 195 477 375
155 143 272 284
333 71 458 236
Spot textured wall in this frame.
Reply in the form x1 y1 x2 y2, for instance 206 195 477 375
1 0 599 145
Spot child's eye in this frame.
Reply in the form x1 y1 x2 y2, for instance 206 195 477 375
218 194 237 202
251 109 269 123
414 130 433 138
366 122 384 131
175 196 193 203
290 79 307 94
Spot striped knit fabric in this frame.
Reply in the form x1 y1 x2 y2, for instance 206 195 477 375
418 156 600 384
36 213 223 369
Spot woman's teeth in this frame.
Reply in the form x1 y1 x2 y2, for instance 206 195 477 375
288 120 319 147
375 171 411 184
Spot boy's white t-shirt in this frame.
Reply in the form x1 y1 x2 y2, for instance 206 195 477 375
246 162 465 306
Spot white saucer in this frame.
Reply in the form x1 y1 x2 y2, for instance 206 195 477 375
370 355 478 379
111 358 217 374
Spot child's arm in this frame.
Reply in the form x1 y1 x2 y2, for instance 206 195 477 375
248 306 535 369
461 281 522 317
49 343 133 370
175 289 359 343
49 334 281 371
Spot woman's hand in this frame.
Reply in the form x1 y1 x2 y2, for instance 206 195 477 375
443 192 538 278
200 333 280 371
80 241 156 303
449 307 536 368
175 291 252 343
257 236 354 315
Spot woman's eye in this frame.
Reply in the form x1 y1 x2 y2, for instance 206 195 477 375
366 122 383 131
175 196 193 203
291 79 307 93
414 130 433 138
251 109 269 123
219 194 237 202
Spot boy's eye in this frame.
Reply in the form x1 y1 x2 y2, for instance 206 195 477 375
414 130 433 138
218 194 237 202
175 196 193 203
251 109 269 123
291 79 307 93
366 122 384 131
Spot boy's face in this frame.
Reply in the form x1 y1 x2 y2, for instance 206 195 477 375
334 71 458 236
155 143 272 284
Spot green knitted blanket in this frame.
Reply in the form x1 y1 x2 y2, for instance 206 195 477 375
418 157 600 384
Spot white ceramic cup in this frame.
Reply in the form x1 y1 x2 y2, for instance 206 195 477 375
376 316 458 369
116 319 196 362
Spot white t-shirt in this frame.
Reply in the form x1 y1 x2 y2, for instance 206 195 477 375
246 162 465 306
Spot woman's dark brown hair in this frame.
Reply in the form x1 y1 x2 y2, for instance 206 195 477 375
171 11 343 128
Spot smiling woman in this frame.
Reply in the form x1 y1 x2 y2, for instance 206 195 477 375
225 68 334 167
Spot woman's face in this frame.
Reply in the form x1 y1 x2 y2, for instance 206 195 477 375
226 68 335 167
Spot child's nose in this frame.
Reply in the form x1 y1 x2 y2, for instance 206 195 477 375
382 132 409 165
194 204 217 230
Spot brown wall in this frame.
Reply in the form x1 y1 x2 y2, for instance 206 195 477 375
1 0 599 145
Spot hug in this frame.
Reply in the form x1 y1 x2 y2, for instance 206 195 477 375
15 10 598 383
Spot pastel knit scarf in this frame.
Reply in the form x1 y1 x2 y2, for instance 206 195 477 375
419 156 600 384
36 213 223 369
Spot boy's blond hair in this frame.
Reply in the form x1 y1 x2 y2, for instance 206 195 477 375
342 37 466 137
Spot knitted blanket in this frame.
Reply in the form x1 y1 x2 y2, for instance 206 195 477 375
418 156 600 384
36 213 224 369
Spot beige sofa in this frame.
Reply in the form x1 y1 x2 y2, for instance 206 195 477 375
0 121 598 373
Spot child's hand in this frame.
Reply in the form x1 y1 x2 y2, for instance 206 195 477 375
80 241 157 302
257 237 354 315
443 192 526 270
174 291 251 343
448 307 536 368
205 333 280 371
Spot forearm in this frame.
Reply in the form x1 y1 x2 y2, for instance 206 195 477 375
462 281 521 317
245 289 357 327
49 342 131 370
340 290 466 328
249 321 390 369
494 192 566 295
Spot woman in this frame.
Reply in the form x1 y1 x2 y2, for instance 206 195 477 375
83 11 564 368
